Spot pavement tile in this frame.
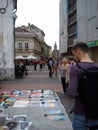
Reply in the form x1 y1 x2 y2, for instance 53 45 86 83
0 84 63 92
0 65 72 129
0 66 62 92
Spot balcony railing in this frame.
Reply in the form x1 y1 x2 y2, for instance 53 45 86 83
68 35 76 47
68 15 76 25
68 25 76 35
68 3 76 14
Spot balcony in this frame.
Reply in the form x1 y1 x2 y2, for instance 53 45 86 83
68 25 77 37
68 36 76 47
68 3 76 15
68 32 76 38
68 15 77 26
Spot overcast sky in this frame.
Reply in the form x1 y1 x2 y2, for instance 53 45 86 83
15 0 59 50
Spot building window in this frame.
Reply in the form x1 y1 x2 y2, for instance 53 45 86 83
25 43 29 49
18 43 22 50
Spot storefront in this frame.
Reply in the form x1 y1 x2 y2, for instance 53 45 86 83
87 40 98 63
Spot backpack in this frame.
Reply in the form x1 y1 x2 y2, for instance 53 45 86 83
77 63 98 119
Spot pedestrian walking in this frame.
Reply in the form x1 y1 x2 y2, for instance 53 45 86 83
66 42 98 130
52 59 58 77
48 57 53 78
39 60 43 70
33 60 37 71
58 58 69 94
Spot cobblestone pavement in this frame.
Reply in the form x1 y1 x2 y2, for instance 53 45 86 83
0 65 73 121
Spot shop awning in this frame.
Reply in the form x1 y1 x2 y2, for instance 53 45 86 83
26 55 37 60
15 55 26 59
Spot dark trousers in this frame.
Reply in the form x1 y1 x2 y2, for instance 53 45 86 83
34 65 37 71
61 77 66 92
48 66 52 77
40 64 42 70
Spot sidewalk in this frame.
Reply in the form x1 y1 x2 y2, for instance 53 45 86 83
0 65 62 91
0 65 72 130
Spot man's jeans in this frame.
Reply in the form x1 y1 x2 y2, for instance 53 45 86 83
73 114 98 130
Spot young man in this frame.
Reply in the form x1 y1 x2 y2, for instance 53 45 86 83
66 42 98 130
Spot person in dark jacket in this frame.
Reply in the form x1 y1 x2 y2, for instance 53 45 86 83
48 57 53 77
66 42 98 130
33 60 37 71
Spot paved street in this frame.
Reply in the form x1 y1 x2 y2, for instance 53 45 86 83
0 65 73 129
0 65 63 92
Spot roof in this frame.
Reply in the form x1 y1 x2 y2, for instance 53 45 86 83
15 27 28 32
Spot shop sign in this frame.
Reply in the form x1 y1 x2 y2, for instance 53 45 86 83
87 40 98 48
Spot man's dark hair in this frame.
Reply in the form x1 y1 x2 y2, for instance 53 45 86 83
72 42 89 53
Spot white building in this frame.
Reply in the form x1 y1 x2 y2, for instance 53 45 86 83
77 0 98 62
59 0 68 56
77 0 98 42
0 0 17 80
59 0 98 62
15 24 50 60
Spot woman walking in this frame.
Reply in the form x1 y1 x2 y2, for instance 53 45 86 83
58 58 69 94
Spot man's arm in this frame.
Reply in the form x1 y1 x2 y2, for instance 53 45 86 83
66 65 79 98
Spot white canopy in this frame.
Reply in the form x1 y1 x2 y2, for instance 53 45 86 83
26 55 37 60
15 55 25 60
